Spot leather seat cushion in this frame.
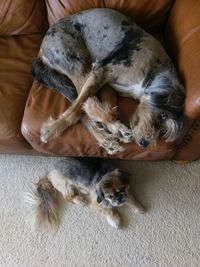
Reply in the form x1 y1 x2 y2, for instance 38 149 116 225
0 34 44 153
22 80 176 159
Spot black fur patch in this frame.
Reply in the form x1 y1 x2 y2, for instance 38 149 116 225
96 188 104 203
46 26 57 37
62 27 77 39
99 28 144 67
119 170 130 184
32 58 78 102
103 180 113 189
54 158 116 188
150 91 185 118
143 60 185 117
73 22 85 32
143 59 165 88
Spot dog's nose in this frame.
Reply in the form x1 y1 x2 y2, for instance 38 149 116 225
116 195 123 203
139 138 149 147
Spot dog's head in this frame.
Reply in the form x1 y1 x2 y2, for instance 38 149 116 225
130 72 186 147
95 169 130 207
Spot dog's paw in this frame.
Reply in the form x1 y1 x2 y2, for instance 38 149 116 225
101 139 123 155
135 205 146 214
106 212 122 229
132 202 146 214
40 117 66 143
117 126 133 143
73 194 89 206
107 121 133 143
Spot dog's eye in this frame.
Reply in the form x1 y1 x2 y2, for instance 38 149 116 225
160 112 169 121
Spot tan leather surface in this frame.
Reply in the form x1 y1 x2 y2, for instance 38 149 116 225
45 0 174 32
165 0 200 120
0 142 42 155
174 119 200 161
0 34 44 153
0 0 48 35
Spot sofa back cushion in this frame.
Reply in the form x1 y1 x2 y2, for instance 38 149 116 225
0 0 48 35
45 0 174 32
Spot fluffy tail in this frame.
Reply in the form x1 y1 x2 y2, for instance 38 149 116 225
32 57 78 102
26 176 61 231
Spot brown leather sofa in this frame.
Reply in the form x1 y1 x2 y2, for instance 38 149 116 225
0 0 200 160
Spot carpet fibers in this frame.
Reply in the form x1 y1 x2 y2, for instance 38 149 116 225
0 154 199 267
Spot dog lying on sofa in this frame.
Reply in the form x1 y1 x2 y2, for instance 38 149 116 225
32 8 185 154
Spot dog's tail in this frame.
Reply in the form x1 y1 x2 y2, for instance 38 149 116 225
25 176 61 231
32 57 78 102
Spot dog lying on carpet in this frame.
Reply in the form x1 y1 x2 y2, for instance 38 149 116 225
26 157 145 230
32 8 185 154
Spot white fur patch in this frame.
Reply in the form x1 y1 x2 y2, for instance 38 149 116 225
110 81 145 100
106 214 121 228
47 169 70 198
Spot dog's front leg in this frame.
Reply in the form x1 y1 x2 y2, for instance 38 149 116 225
40 68 106 143
125 193 145 214
82 115 123 155
83 96 133 145
90 198 122 228
94 204 122 229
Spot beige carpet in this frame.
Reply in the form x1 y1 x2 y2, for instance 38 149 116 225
0 154 199 267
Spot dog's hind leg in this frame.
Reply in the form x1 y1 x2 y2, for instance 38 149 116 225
32 57 78 102
47 169 88 205
83 96 133 144
82 115 123 155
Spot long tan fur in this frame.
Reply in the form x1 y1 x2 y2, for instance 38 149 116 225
26 176 60 231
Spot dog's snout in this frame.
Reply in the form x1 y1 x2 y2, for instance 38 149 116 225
139 138 149 147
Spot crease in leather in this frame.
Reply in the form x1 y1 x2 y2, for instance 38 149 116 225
174 117 200 158
180 25 200 46
0 0 48 35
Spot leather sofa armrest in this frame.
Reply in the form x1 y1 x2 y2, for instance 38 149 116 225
165 0 200 121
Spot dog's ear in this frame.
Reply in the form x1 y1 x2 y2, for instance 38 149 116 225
163 115 186 142
150 89 185 114
96 186 105 203
130 109 139 128
115 169 131 184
